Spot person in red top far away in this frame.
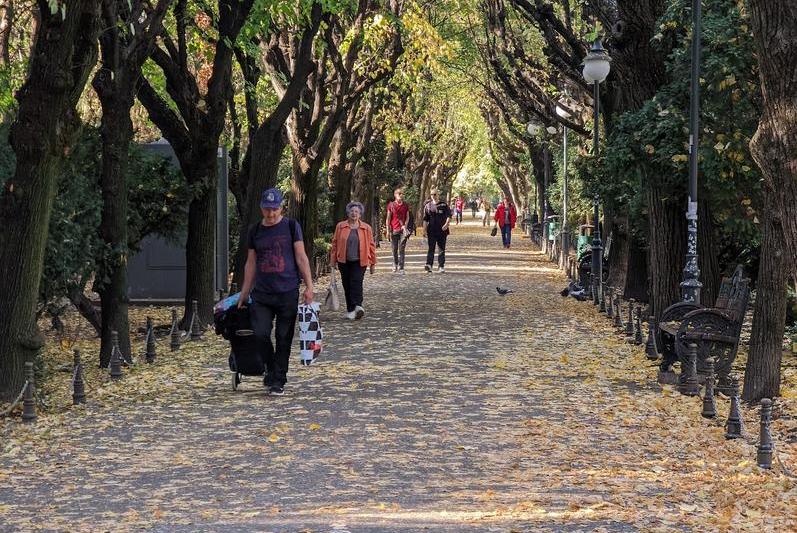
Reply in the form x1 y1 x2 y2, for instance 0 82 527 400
494 195 518 249
385 187 410 273
454 194 465 225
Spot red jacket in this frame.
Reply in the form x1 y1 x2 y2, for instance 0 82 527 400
494 203 517 229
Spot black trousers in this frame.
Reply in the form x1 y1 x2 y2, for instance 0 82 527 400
390 231 409 268
338 261 366 312
250 289 298 387
426 232 447 267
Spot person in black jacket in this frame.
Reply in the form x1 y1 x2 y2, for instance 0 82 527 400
422 188 452 273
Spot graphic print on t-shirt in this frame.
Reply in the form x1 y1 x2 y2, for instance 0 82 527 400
258 234 289 274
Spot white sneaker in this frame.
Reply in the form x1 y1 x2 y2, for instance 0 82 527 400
392 263 398 272
399 268 405 275
437 266 445 273
355 306 365 319
345 310 356 320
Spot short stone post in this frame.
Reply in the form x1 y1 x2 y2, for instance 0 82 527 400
701 357 717 419
190 299 202 341
170 308 180 352
633 306 643 345
756 398 773 469
22 361 36 423
678 343 700 396
645 316 659 360
613 294 623 329
145 316 156 363
625 299 635 337
72 349 86 405
724 375 743 439
109 330 123 380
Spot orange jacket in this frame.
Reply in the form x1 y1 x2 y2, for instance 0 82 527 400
330 220 377 267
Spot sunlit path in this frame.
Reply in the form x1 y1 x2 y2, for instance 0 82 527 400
0 221 793 532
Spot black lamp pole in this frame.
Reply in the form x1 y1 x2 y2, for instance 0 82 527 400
681 0 703 304
591 79 602 304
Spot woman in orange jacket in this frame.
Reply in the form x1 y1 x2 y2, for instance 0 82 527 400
330 201 377 319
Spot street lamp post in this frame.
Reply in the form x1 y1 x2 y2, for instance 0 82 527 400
527 121 557 254
681 0 703 304
555 104 571 270
582 37 612 303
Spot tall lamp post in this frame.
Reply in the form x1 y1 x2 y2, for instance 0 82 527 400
681 0 703 304
582 37 612 304
555 104 572 270
527 121 557 253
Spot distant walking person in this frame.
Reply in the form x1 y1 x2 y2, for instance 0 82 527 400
454 194 465 225
494 196 517 249
470 198 477 218
423 188 452 273
385 187 410 273
480 197 492 227
239 188 315 395
330 202 377 319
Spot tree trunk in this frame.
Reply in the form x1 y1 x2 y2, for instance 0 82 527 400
646 176 686 319
0 0 100 399
68 287 101 336
749 0 797 282
95 97 132 366
743 191 787 402
185 153 218 325
329 127 354 224
697 196 719 305
231 124 287 286
289 154 322 265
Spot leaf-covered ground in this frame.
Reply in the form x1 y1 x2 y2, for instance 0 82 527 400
1 220 796 532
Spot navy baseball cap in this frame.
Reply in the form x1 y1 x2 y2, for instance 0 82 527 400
260 188 283 209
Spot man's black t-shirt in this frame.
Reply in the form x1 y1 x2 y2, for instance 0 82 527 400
423 200 452 235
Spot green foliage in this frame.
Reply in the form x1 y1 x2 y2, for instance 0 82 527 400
0 126 189 309
575 0 761 269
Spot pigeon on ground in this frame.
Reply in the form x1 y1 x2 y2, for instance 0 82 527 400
496 286 514 295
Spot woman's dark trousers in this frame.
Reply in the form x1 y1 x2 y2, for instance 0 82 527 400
338 261 367 312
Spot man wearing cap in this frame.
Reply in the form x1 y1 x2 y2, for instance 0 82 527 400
239 188 314 395
422 188 452 273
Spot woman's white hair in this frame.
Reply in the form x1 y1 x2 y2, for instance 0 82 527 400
346 201 364 216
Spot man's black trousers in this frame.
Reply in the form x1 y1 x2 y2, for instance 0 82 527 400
250 289 298 387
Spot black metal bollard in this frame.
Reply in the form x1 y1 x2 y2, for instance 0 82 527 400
589 274 596 304
109 330 123 380
756 398 774 469
72 349 86 405
170 308 180 352
613 294 623 329
599 283 606 313
22 361 36 423
724 375 743 439
701 357 717 418
678 343 700 396
645 316 659 360
625 299 635 338
633 306 643 345
145 316 156 363
190 299 202 341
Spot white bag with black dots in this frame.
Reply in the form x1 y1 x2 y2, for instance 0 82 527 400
298 302 323 365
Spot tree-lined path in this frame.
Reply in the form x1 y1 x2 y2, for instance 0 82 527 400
1 223 795 531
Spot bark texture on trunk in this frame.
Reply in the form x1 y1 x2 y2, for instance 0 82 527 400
646 177 686 319
95 101 133 366
743 190 787 402
743 0 797 401
749 0 797 279
0 0 100 398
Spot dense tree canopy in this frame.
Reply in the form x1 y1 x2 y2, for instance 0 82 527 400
0 0 795 402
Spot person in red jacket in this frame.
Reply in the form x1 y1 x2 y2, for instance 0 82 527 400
494 196 518 249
